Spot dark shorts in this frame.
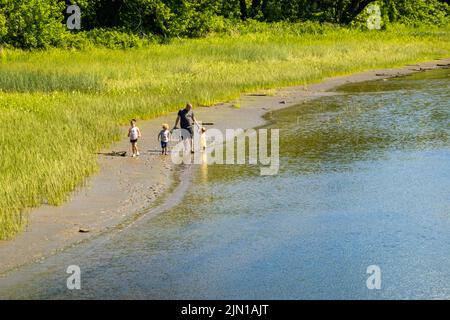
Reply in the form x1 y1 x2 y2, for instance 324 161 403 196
161 141 168 148
130 139 138 144
180 127 193 139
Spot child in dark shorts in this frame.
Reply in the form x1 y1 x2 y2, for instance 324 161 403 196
158 123 170 155
128 119 141 157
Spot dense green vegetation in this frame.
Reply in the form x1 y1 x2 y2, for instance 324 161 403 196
0 1 449 239
1 23 450 239
0 0 449 49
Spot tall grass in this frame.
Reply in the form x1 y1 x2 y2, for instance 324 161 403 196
1 24 449 239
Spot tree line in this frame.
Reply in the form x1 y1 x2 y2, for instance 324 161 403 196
0 0 449 49
72 0 450 34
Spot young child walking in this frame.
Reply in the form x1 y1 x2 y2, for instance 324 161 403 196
128 119 141 157
158 123 170 155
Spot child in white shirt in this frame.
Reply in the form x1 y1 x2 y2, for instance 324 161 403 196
158 123 170 155
128 119 141 157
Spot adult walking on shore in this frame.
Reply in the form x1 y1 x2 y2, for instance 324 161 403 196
173 103 200 153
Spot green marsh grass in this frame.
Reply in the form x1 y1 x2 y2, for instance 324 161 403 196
1 24 449 239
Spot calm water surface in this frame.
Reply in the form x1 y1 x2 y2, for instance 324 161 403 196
1 68 449 299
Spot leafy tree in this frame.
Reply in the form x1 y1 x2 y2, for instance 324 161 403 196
0 13 7 42
383 0 450 25
1 0 449 49
0 0 67 49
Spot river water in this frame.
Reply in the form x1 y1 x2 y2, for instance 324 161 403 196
1 68 449 299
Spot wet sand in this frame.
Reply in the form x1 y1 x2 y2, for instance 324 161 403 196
0 58 449 275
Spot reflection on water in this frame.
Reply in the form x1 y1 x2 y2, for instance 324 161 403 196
1 69 449 299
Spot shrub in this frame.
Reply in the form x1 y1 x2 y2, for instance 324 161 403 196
84 28 153 49
0 13 6 41
383 0 450 27
0 0 68 49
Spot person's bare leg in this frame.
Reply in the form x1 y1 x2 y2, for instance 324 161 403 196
183 139 189 154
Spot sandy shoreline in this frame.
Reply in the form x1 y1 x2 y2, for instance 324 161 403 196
1 58 449 275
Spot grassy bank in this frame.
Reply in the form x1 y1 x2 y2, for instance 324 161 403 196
1 24 449 239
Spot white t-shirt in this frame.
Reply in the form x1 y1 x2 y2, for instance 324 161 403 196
130 127 139 140
159 129 170 143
